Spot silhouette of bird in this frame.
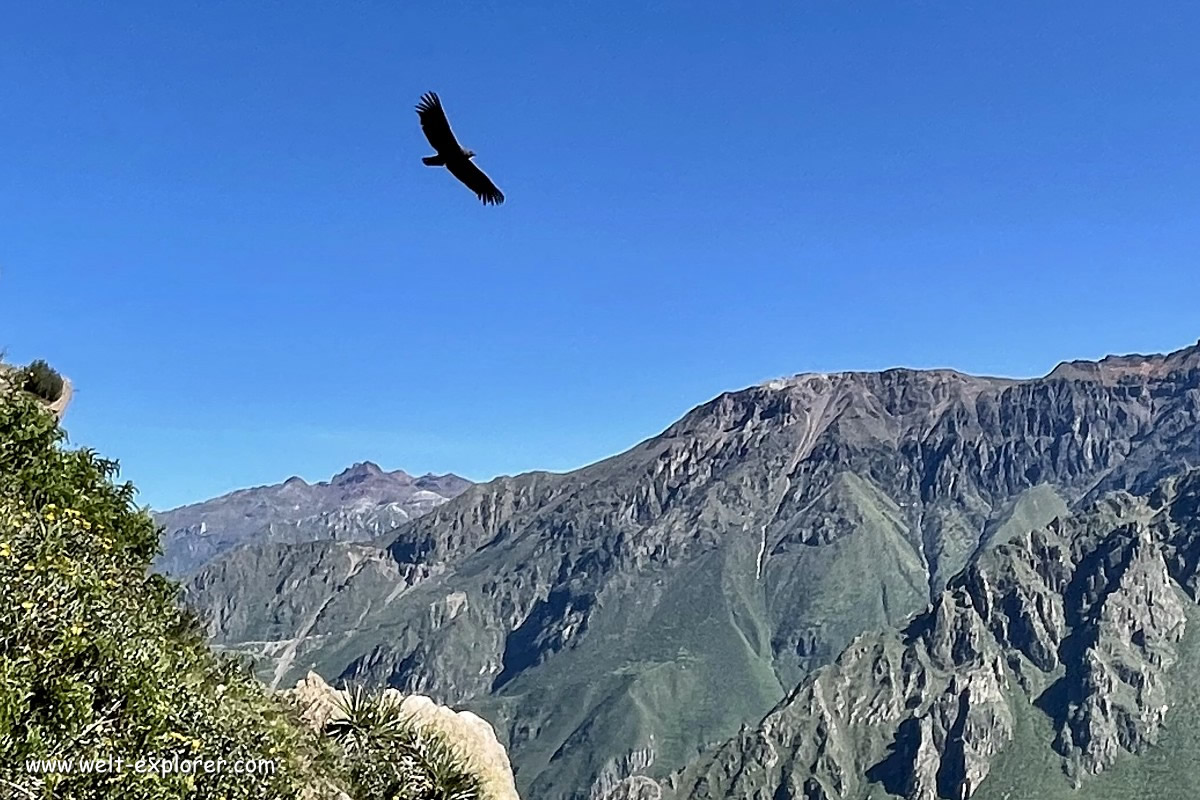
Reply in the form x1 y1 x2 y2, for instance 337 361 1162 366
416 92 505 206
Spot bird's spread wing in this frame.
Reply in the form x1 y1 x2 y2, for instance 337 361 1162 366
446 158 505 205
415 92 462 154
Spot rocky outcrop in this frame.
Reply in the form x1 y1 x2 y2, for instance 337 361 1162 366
668 471 1200 799
1052 524 1185 781
284 671 521 800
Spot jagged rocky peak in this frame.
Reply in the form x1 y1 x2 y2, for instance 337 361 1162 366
332 460 392 485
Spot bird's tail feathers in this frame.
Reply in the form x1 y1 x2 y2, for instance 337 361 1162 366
422 155 446 166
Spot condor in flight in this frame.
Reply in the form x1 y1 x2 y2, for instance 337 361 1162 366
416 92 505 206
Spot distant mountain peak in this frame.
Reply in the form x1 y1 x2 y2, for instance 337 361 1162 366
154 460 472 575
331 461 391 485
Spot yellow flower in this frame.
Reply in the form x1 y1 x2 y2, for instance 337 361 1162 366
20 601 33 610
70 624 83 636
23 562 35 571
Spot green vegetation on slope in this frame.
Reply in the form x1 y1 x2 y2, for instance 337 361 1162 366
0 385 487 800
665 473 1200 800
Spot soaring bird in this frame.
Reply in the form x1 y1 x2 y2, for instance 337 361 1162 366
416 92 505 206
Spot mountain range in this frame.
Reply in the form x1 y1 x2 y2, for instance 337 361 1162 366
153 462 471 575
176 341 1200 799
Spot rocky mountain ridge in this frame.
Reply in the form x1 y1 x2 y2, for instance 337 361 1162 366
155 462 471 575
182 341 1200 800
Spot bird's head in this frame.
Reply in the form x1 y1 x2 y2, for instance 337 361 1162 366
464 149 477 159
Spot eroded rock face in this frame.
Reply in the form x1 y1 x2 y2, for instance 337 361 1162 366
668 472 1200 800
284 671 521 800
1052 523 1186 781
669 588 1016 800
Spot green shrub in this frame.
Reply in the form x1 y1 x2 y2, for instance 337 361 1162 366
0 385 491 799
21 360 65 404
0 387 340 799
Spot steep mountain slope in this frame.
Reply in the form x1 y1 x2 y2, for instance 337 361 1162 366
663 469 1200 800
155 462 471 575
183 341 1200 800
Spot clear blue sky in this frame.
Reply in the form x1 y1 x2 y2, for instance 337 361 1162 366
2 1 1198 510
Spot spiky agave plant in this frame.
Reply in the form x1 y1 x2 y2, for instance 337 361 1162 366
325 684 409 752
397 727 483 800
324 685 482 800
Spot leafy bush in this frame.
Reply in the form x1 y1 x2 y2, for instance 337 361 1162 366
0 386 344 799
20 360 65 404
0 385 492 799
